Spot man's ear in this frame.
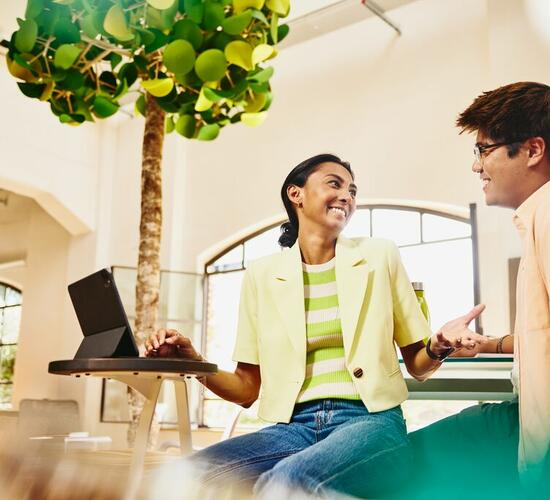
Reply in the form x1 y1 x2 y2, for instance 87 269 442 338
526 137 546 168
287 185 302 207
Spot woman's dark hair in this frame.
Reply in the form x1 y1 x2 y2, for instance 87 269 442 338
279 153 354 247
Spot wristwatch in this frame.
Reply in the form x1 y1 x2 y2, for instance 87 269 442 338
426 337 454 361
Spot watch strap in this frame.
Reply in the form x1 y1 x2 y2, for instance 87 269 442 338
426 337 454 361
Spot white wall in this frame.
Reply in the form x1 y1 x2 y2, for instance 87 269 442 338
172 0 550 337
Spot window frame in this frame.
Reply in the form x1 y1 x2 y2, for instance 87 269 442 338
0 282 22 408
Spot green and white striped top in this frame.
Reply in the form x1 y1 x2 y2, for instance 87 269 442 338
296 258 360 403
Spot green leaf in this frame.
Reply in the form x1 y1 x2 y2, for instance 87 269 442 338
270 12 278 43
54 17 82 44
250 80 269 93
144 28 168 53
175 114 196 138
54 44 81 69
224 40 253 70
60 69 85 91
135 28 156 46
211 32 233 51
135 94 146 116
194 49 227 82
244 92 267 112
17 82 46 99
247 65 273 83
113 77 129 100
233 0 264 14
197 123 220 141
173 19 203 50
183 0 204 24
134 55 148 72
92 95 119 118
15 19 38 53
277 23 290 43
81 14 99 38
165 115 175 133
241 111 267 127
203 87 224 102
145 7 165 30
146 0 175 9
266 0 289 17
163 40 196 75
222 10 253 35
195 86 214 112
141 78 174 97
203 1 225 30
104 5 134 41
251 9 268 25
59 113 74 123
252 44 274 66
118 63 138 86
6 55 36 82
110 52 122 71
25 0 44 19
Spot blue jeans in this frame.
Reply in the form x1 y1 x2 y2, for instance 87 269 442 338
191 399 411 498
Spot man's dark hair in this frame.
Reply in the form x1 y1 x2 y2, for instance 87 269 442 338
457 82 550 157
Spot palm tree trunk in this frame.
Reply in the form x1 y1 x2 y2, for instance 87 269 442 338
127 94 166 446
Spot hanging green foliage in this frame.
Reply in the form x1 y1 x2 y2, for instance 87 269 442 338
7 0 291 140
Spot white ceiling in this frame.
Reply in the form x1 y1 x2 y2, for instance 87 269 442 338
283 0 418 47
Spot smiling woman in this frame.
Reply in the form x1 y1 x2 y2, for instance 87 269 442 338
145 153 485 498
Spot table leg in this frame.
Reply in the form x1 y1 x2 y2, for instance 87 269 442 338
174 380 192 455
115 376 163 500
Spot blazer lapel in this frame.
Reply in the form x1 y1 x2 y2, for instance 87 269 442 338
271 243 307 362
335 237 371 357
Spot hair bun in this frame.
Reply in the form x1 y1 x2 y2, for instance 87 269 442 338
279 221 298 247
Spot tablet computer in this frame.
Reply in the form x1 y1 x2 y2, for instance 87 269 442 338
68 268 139 359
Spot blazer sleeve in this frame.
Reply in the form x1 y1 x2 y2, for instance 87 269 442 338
232 265 260 365
387 241 432 347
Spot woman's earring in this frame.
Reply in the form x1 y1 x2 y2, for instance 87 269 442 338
298 201 303 208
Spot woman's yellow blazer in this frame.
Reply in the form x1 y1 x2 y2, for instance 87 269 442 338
232 236 431 423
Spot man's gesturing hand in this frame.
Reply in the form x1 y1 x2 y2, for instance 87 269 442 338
430 304 487 356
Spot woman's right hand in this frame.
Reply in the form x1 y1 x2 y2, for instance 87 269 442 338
145 329 203 360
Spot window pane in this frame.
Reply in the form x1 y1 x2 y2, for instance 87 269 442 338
372 209 421 246
205 271 244 372
0 384 13 407
159 272 202 327
0 285 5 307
2 306 21 344
5 287 21 306
244 227 281 264
422 214 471 242
399 239 474 331
112 267 136 316
342 209 370 238
207 245 244 273
0 345 16 383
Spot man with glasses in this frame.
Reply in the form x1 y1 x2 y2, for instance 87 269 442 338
404 82 550 499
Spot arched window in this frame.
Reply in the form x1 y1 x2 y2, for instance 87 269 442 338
201 204 480 428
0 283 22 408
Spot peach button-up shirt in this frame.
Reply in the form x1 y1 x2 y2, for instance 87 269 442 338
512 179 550 483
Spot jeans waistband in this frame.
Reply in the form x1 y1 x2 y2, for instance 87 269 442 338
294 398 368 413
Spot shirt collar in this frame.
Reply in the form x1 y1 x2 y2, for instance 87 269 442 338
513 180 550 232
